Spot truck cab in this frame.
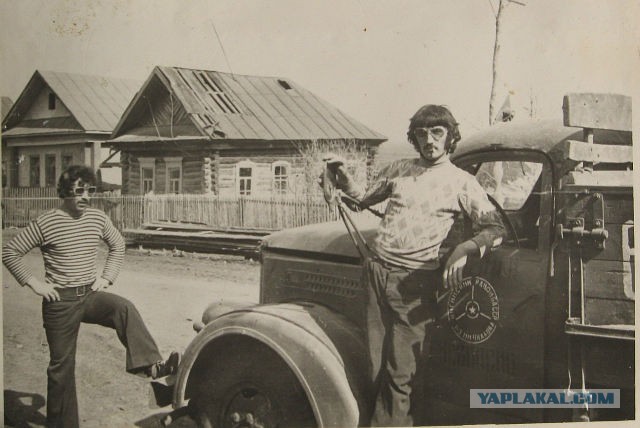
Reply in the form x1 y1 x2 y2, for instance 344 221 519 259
166 94 634 427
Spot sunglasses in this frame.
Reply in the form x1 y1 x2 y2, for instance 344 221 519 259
72 186 97 196
414 126 447 140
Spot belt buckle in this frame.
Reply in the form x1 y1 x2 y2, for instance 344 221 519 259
75 286 86 297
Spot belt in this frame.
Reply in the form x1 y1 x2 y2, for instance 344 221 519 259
54 283 94 299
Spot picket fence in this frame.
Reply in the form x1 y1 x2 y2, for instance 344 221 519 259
2 192 347 231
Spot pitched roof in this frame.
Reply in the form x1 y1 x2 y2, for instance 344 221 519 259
112 66 386 143
3 70 140 133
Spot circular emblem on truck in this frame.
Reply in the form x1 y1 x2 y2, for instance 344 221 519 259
447 276 499 344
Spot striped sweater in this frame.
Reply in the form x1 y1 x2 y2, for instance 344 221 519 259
3 208 125 287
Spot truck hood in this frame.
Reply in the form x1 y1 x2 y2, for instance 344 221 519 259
262 216 381 260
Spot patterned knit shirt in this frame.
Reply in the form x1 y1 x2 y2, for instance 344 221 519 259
3 208 125 287
343 157 506 270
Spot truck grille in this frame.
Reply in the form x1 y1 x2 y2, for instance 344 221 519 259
283 269 362 298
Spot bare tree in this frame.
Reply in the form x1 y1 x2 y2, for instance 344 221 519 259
488 0 525 125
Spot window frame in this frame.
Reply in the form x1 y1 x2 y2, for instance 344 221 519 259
164 157 183 194
45 154 57 187
236 160 255 196
61 154 74 171
2 158 7 188
29 155 41 187
272 160 290 195
139 157 156 194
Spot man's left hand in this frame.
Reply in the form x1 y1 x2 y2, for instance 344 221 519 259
91 277 111 291
442 241 478 289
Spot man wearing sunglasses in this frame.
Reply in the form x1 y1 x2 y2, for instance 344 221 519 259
3 165 179 428
323 105 505 426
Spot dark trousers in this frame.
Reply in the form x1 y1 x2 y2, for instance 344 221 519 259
42 290 163 428
364 258 438 427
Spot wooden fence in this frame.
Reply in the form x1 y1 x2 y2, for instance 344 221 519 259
1 193 350 231
3 187 59 198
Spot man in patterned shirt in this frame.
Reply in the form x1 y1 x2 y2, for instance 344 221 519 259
324 105 506 426
3 165 179 428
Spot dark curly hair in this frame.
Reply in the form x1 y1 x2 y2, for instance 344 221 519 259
407 104 461 154
57 165 97 198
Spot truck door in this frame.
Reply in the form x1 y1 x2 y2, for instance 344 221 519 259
423 151 553 425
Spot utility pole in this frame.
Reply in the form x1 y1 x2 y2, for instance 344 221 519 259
488 0 526 125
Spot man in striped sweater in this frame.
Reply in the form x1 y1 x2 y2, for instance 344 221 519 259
3 165 179 428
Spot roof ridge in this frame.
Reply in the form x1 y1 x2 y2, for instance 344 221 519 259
37 69 139 84
157 65 294 82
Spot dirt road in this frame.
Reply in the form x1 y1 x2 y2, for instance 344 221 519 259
2 230 260 427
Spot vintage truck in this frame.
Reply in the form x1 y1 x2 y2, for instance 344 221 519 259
158 93 634 427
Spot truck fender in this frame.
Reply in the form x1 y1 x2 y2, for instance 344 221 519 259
173 302 371 427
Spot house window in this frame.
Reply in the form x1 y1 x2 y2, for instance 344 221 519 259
142 168 154 193
272 161 290 195
45 154 56 187
139 157 155 194
48 93 56 110
164 157 183 194
2 159 7 188
236 160 255 196
62 155 73 170
239 168 252 195
29 155 40 187
168 168 181 193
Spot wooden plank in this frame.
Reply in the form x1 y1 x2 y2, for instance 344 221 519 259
555 140 633 164
124 228 265 241
562 170 633 188
142 221 273 234
124 229 262 257
563 93 632 131
584 259 634 301
585 297 634 326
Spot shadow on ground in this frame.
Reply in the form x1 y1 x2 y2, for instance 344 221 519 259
4 389 47 427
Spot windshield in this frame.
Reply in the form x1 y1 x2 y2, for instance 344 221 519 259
474 161 543 210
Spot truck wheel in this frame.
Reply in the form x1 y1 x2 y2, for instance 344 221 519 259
191 337 317 428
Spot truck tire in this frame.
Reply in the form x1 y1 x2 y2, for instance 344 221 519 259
190 336 317 428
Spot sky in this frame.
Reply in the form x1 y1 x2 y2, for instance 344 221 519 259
1 0 638 160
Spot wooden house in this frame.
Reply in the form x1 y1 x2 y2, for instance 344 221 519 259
106 66 386 196
1 96 13 186
1 70 139 188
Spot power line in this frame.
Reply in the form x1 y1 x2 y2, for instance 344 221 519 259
210 19 235 79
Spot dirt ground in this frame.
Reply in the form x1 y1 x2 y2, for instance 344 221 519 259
2 229 261 427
